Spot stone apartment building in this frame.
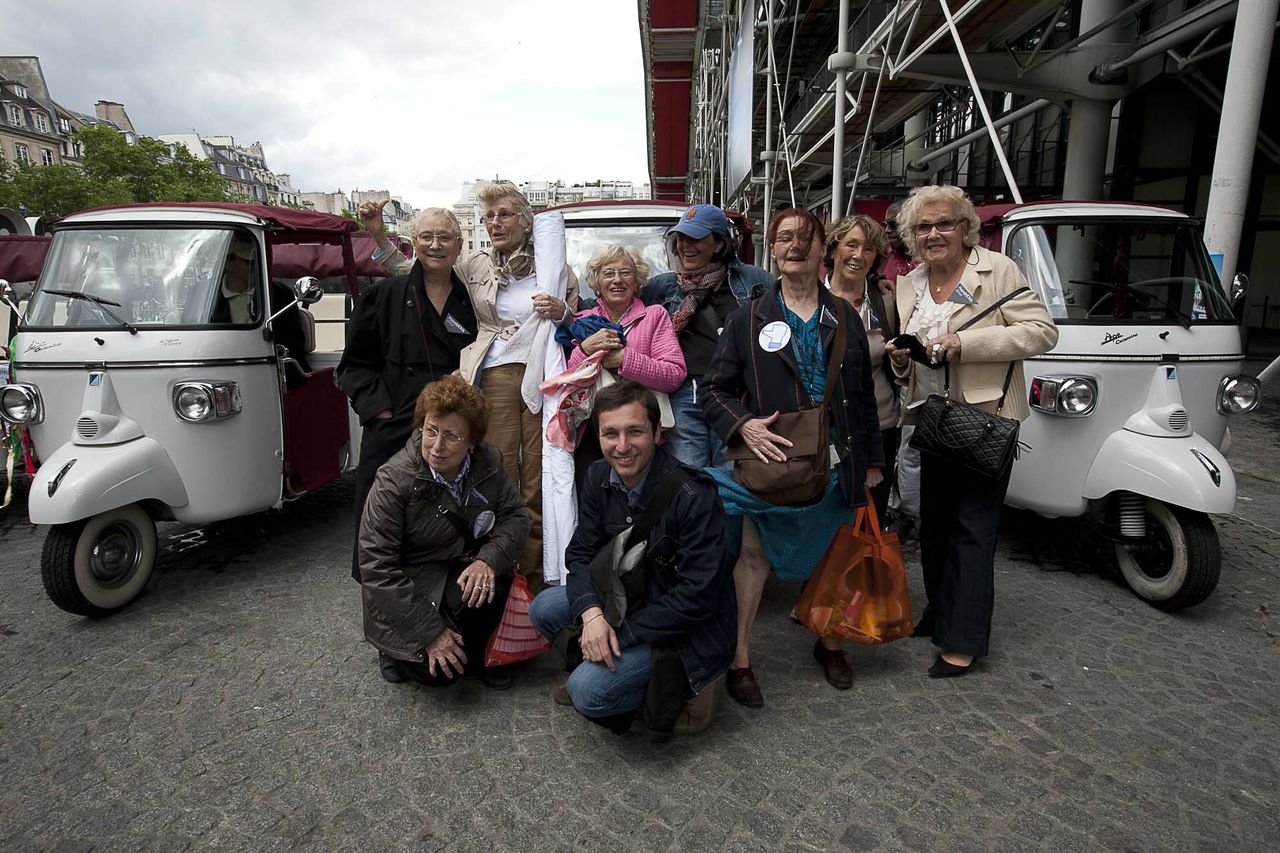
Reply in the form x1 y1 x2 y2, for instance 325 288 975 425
158 133 300 206
0 56 87 171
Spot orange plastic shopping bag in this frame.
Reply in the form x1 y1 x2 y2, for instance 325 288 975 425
484 572 551 666
795 496 912 644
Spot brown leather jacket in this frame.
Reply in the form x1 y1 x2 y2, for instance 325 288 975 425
357 433 529 662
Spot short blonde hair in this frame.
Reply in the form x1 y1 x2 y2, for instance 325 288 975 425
897 185 981 258
824 214 888 268
584 245 650 292
411 207 461 239
474 181 533 232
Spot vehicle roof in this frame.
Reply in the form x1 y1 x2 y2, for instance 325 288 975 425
57 202 360 235
548 200 688 220
981 200 1189 224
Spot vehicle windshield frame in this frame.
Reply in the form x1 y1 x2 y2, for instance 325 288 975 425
564 217 680 301
22 223 265 332
1004 216 1235 326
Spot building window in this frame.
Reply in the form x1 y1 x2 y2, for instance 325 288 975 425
34 113 48 133
15 143 29 163
15 85 27 98
59 117 71 134
9 106 21 126
41 148 54 166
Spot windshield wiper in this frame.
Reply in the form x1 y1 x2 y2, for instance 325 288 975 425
43 289 139 335
1068 280 1194 330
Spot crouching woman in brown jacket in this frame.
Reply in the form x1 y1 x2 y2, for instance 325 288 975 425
358 375 530 689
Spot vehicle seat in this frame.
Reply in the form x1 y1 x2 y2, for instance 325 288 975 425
296 306 317 355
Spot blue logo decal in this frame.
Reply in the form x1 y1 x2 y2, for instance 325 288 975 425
89 373 103 387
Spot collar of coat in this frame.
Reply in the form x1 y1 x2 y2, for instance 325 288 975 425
401 429 502 492
582 296 647 328
594 443 680 508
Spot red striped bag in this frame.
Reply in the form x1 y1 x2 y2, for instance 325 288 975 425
484 573 551 666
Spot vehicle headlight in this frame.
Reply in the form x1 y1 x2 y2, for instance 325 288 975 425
1217 374 1260 414
1030 375 1097 417
172 381 242 423
0 383 43 425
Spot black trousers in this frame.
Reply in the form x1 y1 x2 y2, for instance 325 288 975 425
918 452 1012 658
351 417 414 581
394 565 513 686
869 426 901 524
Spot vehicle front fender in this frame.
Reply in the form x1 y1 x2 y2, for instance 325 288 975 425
27 437 189 525
1082 430 1236 515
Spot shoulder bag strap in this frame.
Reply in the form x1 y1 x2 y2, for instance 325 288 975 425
955 286 1030 332
822 301 848 407
943 286 1030 410
631 467 696 545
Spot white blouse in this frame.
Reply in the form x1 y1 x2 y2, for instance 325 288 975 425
482 271 540 369
904 279 961 408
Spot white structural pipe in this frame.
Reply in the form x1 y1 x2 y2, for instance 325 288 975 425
1204 0 1279 285
831 0 850 218
911 98 1051 169
1062 0 1128 201
762 0 776 270
937 0 1023 203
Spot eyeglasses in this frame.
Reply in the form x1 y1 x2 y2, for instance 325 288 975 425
423 426 466 446
416 233 458 246
483 210 519 224
599 268 636 281
772 231 811 246
913 219 959 237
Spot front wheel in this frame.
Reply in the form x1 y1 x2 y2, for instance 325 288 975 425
41 503 158 616
1114 500 1220 611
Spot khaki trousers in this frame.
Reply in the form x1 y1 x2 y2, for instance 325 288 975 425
480 364 543 589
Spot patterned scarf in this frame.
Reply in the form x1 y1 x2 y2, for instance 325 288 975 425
669 259 728 333
490 238 536 287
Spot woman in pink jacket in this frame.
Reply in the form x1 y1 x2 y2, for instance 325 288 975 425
565 245 686 477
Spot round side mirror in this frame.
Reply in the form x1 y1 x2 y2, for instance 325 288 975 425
0 279 18 312
293 276 323 306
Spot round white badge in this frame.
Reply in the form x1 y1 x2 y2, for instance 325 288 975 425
758 321 791 352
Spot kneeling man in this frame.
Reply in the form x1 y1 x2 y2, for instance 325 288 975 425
529 381 736 736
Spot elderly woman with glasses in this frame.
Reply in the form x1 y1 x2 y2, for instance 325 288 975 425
338 208 477 581
885 185 1057 678
358 375 530 689
362 184 578 590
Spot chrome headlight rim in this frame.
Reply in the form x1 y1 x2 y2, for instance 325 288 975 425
0 383 44 425
1030 374 1097 418
172 381 243 423
1217 374 1260 415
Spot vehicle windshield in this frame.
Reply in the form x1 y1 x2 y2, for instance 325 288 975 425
1004 219 1233 324
565 222 675 300
25 227 265 329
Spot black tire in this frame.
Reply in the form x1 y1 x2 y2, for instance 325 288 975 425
1114 500 1220 612
40 504 157 617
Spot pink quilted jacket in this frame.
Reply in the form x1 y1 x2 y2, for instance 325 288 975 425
566 299 687 393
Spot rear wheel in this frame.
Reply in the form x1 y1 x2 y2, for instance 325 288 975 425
41 503 158 616
1114 500 1219 611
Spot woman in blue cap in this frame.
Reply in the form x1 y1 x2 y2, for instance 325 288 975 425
641 204 773 468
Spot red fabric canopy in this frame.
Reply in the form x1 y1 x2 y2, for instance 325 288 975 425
271 233 403 279
78 201 360 236
0 235 51 282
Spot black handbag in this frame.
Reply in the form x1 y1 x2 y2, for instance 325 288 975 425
909 287 1030 480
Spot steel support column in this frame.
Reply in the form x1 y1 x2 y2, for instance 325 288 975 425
831 0 850 219
1061 0 1127 201
1204 0 1279 285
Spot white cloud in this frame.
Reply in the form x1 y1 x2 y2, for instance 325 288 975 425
2 0 652 207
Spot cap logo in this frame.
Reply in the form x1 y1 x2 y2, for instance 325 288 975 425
686 207 697 219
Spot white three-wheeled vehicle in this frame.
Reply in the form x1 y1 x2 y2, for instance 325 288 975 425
984 202 1260 610
0 202 368 615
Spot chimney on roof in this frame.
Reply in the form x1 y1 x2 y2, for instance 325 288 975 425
94 100 136 135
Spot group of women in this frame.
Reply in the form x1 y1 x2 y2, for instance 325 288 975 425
339 181 1057 698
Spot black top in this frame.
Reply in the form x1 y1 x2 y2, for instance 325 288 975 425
337 262 477 426
680 284 741 379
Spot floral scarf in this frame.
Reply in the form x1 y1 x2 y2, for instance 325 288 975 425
490 239 536 286
669 258 728 333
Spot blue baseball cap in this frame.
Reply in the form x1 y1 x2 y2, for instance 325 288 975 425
668 204 730 240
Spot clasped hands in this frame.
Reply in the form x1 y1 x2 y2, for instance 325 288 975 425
579 328 625 369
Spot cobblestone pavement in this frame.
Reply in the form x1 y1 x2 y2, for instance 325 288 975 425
1 396 1277 852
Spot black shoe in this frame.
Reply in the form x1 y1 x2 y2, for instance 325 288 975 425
480 665 514 690
813 640 853 690
911 618 934 638
379 653 407 684
928 655 974 679
726 666 764 709
890 515 917 542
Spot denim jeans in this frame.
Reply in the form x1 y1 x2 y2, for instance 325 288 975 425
664 379 728 469
529 586 652 717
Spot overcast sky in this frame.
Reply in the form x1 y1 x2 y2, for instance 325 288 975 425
2 0 652 208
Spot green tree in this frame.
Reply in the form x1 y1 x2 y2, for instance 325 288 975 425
0 125 230 219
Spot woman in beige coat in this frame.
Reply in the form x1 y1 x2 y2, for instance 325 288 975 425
886 185 1058 678
361 184 577 589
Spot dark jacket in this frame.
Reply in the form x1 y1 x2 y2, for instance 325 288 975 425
358 435 530 662
564 446 737 693
701 280 885 508
641 257 774 315
336 267 477 427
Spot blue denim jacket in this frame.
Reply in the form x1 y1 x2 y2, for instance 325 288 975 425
641 258 774 315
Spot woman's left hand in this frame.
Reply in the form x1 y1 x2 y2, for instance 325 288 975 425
532 292 565 322
456 559 496 607
601 346 624 369
923 332 962 364
866 467 884 489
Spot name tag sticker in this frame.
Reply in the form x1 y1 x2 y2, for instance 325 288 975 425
759 321 791 352
443 313 469 335
829 443 840 467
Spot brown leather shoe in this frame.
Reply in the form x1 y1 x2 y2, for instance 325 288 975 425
552 679 572 706
674 675 724 734
725 666 764 709
813 640 853 690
